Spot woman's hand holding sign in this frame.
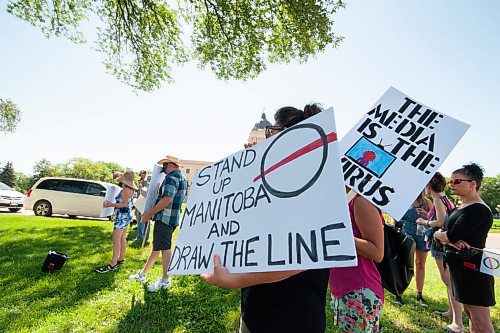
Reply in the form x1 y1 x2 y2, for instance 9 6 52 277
201 255 303 289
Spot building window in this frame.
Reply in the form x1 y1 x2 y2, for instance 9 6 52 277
186 168 190 174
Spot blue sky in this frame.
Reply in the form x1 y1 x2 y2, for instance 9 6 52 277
1 1 499 176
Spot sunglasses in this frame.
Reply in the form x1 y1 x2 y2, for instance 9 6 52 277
449 179 474 185
265 126 285 139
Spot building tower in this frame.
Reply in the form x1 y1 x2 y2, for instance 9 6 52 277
247 112 272 145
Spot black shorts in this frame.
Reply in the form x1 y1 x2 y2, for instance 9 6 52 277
153 221 176 251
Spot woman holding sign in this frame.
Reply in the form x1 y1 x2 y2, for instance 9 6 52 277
95 171 137 273
434 163 495 333
329 193 385 333
202 104 331 333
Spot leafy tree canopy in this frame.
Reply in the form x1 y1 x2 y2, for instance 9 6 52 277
481 175 500 215
0 99 22 133
0 162 17 188
7 0 345 91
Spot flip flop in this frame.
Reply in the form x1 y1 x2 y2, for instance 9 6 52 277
442 326 464 333
434 311 452 319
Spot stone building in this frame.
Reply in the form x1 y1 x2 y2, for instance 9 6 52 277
247 113 272 145
178 159 212 197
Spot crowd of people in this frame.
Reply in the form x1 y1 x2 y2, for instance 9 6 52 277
93 104 495 333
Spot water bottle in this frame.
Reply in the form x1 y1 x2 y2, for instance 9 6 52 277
416 223 426 236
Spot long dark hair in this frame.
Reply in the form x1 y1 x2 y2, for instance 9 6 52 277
428 172 446 193
274 103 323 128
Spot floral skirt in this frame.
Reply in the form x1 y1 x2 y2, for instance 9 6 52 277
331 288 383 333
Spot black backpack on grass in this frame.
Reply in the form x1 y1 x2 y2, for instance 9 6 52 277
41 250 69 272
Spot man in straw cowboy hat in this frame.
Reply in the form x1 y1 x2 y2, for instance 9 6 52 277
129 155 187 291
96 170 137 273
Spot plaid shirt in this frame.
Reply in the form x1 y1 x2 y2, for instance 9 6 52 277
153 170 187 226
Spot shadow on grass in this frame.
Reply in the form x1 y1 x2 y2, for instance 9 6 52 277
0 224 116 332
117 275 241 333
376 292 471 333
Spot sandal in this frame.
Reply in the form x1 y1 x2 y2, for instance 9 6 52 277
117 259 125 265
95 264 118 273
434 311 452 319
442 326 464 333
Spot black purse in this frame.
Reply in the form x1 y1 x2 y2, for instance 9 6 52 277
41 250 69 272
376 224 416 297
444 246 481 261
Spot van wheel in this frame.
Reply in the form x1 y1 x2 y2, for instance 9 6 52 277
34 200 52 217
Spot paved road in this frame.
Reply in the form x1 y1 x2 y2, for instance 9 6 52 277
486 233 500 249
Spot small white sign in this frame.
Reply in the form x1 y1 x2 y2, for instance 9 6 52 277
480 248 500 277
100 184 121 217
134 195 147 214
339 87 470 220
143 164 165 215
169 108 357 275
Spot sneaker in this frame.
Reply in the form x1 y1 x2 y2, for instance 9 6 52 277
392 295 403 306
147 278 170 292
416 294 428 307
95 264 118 273
129 270 147 283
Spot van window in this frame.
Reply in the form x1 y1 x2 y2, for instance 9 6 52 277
37 179 61 190
85 182 106 196
59 180 86 194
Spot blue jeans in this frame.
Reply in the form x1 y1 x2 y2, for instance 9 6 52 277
136 211 150 240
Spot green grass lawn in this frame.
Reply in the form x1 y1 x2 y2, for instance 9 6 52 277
491 219 500 233
0 215 498 333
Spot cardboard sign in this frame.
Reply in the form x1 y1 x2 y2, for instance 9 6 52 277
143 164 165 215
339 87 470 220
134 195 146 214
99 184 121 217
169 108 357 275
480 249 500 277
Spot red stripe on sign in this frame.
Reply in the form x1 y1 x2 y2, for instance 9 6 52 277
254 131 337 182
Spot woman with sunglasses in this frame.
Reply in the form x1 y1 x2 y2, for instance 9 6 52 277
202 103 331 333
434 163 495 333
416 172 464 333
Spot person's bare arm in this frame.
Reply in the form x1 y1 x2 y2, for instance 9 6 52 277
430 194 446 227
104 187 133 208
352 196 384 263
201 255 303 288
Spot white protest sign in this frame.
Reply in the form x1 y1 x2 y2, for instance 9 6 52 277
143 164 165 214
480 248 500 277
134 195 146 214
339 87 470 220
169 108 357 275
100 184 121 217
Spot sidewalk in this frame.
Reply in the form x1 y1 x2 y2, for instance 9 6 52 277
485 233 500 249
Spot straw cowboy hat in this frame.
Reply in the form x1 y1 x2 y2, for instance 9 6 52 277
157 155 180 166
115 171 138 190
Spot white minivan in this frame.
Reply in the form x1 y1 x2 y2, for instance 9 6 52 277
24 177 118 218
